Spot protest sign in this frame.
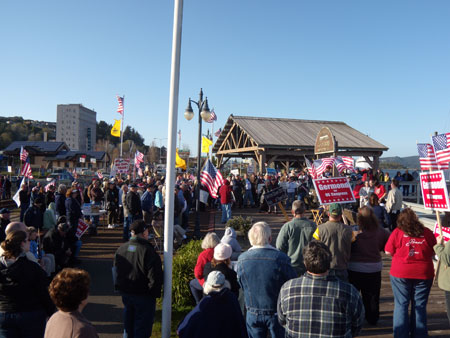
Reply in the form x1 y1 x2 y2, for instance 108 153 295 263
264 187 287 207
114 158 131 174
76 219 90 238
420 170 450 211
433 222 450 243
313 177 355 205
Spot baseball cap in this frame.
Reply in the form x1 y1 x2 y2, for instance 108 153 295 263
204 271 226 289
129 183 138 188
329 203 343 217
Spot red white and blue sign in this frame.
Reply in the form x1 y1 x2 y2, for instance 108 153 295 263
313 177 355 205
419 170 450 211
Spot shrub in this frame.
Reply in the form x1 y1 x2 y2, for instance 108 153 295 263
171 239 202 308
226 216 252 236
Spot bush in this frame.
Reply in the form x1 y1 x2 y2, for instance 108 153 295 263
171 239 202 308
226 216 252 236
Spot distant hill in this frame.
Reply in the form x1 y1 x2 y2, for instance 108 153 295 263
379 156 419 169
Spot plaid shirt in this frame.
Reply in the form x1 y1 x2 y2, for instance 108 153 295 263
277 272 364 338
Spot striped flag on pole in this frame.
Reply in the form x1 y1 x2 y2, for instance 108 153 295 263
417 143 449 170
135 150 144 168
432 133 450 165
314 157 335 178
214 128 222 137
20 159 33 178
342 156 355 172
200 159 225 198
304 156 317 179
20 146 28 162
117 96 124 115
206 109 217 123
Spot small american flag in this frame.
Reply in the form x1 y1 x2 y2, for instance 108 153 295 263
342 156 355 172
206 109 217 123
432 133 450 165
333 157 347 174
97 171 103 179
200 159 225 198
214 128 222 137
304 157 317 179
417 143 448 170
20 146 28 162
135 150 144 167
117 96 124 115
20 159 33 178
314 157 335 178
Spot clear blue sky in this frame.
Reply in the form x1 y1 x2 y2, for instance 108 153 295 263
2 0 450 158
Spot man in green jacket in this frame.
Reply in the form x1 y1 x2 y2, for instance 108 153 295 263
276 200 316 276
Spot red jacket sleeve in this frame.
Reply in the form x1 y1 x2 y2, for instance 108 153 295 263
385 229 398 255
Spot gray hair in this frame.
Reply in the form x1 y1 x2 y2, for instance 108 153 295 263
58 184 67 194
201 232 220 249
248 222 271 246
292 200 305 215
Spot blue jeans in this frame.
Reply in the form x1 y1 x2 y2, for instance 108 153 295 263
123 215 131 240
121 293 156 338
244 190 255 207
286 192 295 209
0 309 47 338
221 203 231 223
189 278 203 304
390 276 432 338
91 201 102 227
246 311 284 338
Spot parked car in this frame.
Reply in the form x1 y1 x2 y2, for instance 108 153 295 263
47 173 74 186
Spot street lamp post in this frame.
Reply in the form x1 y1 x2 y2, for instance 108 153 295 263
184 88 211 239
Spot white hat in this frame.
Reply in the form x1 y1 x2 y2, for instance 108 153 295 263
213 243 232 261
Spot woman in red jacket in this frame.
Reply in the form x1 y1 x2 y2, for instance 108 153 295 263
219 180 233 223
385 208 436 338
189 232 220 304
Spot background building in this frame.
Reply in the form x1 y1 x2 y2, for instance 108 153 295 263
56 104 96 151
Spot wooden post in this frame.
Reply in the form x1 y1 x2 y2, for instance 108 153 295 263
278 202 289 222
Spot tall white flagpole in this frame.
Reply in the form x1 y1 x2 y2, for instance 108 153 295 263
162 0 183 337
120 95 125 157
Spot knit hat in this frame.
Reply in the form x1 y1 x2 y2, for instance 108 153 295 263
204 271 226 289
213 243 232 261
329 203 343 216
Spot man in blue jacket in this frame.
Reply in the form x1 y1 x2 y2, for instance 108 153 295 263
236 222 296 338
141 185 154 226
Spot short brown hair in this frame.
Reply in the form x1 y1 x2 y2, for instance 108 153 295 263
49 268 90 312
397 208 424 237
357 206 379 231
303 240 331 274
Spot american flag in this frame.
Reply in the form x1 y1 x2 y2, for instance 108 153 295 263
314 157 335 178
200 159 225 198
342 156 355 172
20 146 28 162
206 109 217 123
333 157 347 174
432 133 450 165
97 171 103 179
214 128 222 137
117 96 124 115
304 156 317 179
417 143 448 170
20 159 33 178
135 150 144 167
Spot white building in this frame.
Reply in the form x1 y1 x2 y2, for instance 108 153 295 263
56 104 96 151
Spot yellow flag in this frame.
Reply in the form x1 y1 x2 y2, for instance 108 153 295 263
111 119 121 137
201 136 213 153
176 149 187 170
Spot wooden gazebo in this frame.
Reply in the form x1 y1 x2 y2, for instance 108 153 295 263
212 115 388 173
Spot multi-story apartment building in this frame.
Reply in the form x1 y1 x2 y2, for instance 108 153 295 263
56 104 96 151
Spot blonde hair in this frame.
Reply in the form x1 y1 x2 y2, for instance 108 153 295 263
201 232 220 249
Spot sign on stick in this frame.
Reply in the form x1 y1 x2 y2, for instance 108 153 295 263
76 219 90 238
313 177 355 205
419 170 450 211
264 187 287 207
114 158 131 174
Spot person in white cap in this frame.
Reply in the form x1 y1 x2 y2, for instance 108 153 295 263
203 243 240 297
177 271 247 338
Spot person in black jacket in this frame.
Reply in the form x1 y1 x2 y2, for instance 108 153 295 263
125 184 142 222
105 182 119 228
0 208 10 243
114 220 163 338
0 231 55 337
54 184 67 219
43 222 72 271
18 183 30 222
23 197 44 230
